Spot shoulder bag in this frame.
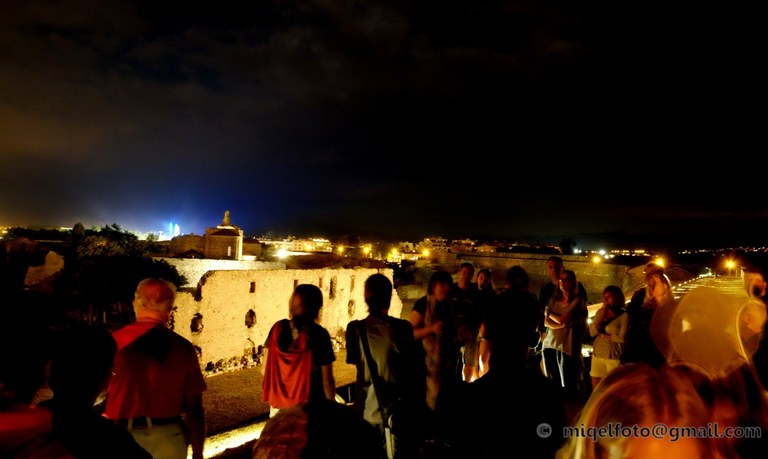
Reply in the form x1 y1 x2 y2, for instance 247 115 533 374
357 319 401 459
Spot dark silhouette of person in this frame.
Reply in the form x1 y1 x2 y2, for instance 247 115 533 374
0 309 70 458
346 273 424 459
252 398 386 459
40 324 152 458
446 273 568 458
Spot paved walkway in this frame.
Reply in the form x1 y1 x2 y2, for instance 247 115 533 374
671 274 747 298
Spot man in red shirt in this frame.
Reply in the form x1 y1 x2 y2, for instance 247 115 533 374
104 278 207 459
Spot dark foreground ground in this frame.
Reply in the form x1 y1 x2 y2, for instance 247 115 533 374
203 350 358 458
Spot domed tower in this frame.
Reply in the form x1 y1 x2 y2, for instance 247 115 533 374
204 210 244 260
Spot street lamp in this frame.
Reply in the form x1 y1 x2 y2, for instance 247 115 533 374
726 259 736 277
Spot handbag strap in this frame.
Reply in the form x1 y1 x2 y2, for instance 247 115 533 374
357 319 389 425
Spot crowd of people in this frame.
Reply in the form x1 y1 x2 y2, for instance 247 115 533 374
4 258 768 459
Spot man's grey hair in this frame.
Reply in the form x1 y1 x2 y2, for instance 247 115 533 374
134 278 177 313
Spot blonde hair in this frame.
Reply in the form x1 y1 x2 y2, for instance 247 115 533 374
134 278 176 313
644 272 673 307
557 363 716 458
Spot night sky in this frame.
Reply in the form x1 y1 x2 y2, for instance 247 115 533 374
1 1 762 247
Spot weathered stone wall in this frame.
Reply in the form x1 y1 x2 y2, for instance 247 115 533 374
169 235 205 256
172 267 401 374
156 258 285 288
24 251 65 288
242 241 262 258
204 235 242 260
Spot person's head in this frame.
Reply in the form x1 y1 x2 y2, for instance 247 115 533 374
427 270 453 302
364 273 392 315
476 268 493 290
252 399 385 459
707 363 768 458
744 269 766 299
602 285 626 309
457 262 474 286
483 298 537 368
133 278 177 321
289 284 324 325
558 269 578 295
738 296 767 350
644 262 664 275
645 272 672 306
558 363 716 459
504 265 529 291
546 256 564 283
48 324 117 405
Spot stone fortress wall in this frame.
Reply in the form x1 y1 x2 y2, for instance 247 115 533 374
157 257 285 288
160 253 688 375
168 265 401 374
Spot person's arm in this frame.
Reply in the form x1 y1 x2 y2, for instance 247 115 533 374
345 321 360 365
555 297 578 325
183 392 206 459
409 309 441 340
589 307 605 337
544 304 565 329
321 364 336 401
477 334 490 378
544 310 565 329
260 347 268 377
316 326 337 401
260 323 276 376
613 313 629 344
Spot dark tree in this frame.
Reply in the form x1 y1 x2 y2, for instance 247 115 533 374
54 224 186 325
558 238 576 255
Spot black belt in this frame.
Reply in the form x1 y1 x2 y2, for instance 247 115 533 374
115 416 183 428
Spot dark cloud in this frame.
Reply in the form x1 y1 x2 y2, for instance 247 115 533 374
0 1 762 247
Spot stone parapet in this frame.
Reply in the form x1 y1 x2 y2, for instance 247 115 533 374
171 267 400 374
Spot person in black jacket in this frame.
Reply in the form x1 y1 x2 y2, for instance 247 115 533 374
346 273 424 459
41 324 152 459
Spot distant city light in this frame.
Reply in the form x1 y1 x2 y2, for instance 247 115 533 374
163 222 181 240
